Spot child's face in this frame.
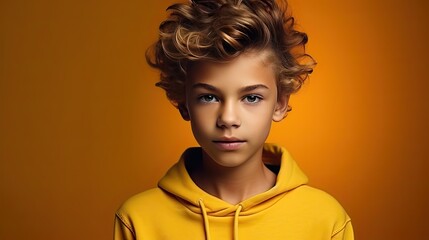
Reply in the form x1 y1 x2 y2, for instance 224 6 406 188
185 50 288 167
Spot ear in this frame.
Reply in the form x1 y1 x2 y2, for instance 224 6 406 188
178 104 190 121
272 95 290 122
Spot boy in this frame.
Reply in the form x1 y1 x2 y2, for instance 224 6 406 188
114 0 354 239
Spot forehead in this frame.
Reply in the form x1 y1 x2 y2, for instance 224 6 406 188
188 50 277 86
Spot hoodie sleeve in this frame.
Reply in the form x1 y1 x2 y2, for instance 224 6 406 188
331 220 354 240
114 212 135 240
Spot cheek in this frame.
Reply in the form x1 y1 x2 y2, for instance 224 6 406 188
189 106 216 134
189 105 215 123
245 103 275 121
254 115 273 132
258 117 274 140
248 105 274 127
244 107 274 129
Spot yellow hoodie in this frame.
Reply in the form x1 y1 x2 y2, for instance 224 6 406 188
114 144 354 240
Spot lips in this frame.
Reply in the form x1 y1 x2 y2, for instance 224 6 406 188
212 137 246 151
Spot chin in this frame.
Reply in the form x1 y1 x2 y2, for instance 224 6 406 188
204 150 250 167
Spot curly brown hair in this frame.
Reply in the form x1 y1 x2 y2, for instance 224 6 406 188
146 0 315 108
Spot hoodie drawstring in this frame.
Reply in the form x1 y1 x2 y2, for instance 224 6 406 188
234 204 243 240
199 199 211 240
198 199 243 240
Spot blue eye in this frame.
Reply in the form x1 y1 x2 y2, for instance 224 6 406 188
198 94 218 103
243 95 262 103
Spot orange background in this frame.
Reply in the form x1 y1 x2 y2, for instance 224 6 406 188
1 0 428 239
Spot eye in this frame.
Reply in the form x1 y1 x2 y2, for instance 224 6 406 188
198 94 219 103
243 94 262 104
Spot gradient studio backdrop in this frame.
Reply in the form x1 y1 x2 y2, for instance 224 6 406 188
1 0 428 239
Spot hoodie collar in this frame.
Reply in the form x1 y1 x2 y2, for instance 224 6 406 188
158 143 308 217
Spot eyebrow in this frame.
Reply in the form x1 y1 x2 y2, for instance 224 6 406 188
240 84 270 92
192 83 269 92
192 83 218 91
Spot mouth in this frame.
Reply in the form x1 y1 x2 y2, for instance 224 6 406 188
212 138 246 151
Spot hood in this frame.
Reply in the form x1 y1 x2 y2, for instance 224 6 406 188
158 143 308 217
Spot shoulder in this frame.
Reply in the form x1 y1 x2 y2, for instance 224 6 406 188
293 186 347 211
117 188 169 214
115 188 173 224
281 185 352 234
114 188 171 238
291 185 349 217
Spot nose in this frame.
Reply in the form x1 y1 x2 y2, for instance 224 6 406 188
216 101 241 128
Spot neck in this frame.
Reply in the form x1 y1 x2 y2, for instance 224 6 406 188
191 149 277 205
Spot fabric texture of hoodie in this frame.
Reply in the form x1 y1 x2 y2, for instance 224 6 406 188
114 143 354 240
